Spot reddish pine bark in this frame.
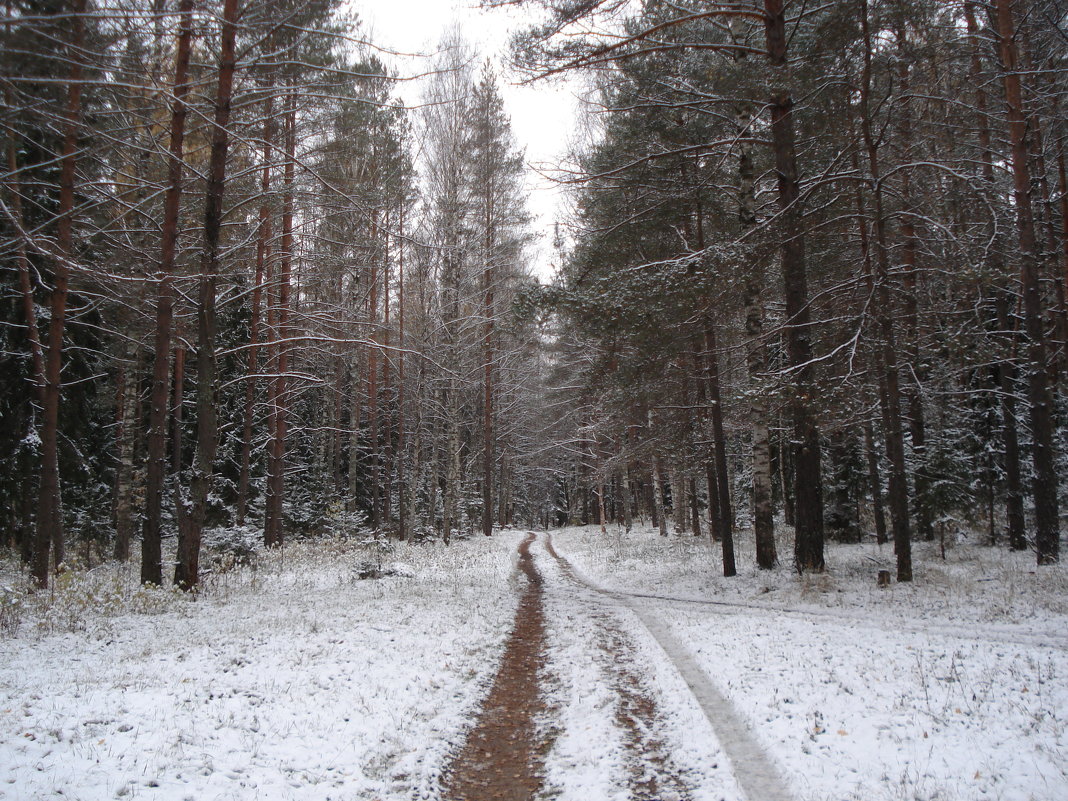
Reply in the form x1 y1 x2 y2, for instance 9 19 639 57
995 0 1060 566
32 0 86 587
142 0 195 586
175 0 241 588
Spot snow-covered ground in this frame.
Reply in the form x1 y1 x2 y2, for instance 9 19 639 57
549 523 1068 801
0 533 523 801
2 524 1065 801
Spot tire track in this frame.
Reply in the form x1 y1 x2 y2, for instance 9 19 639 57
588 605 693 800
584 584 1068 651
544 533 794 801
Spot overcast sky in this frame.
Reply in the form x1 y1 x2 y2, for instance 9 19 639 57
354 0 581 281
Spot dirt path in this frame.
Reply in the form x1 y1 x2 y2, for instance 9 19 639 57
441 533 548 801
444 532 775 801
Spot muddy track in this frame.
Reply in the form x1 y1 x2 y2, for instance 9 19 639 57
592 610 692 801
441 533 548 801
545 533 794 801
541 538 693 798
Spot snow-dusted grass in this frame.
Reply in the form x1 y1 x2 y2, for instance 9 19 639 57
0 532 524 801
550 524 1068 801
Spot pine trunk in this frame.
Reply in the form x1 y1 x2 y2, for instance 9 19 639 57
237 87 275 526
32 0 86 587
703 322 735 575
995 0 1060 565
141 0 194 585
175 0 240 588
860 0 913 582
264 94 294 549
764 0 824 573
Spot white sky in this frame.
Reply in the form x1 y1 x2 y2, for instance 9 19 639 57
354 0 582 281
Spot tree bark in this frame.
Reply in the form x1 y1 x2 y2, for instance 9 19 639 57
482 212 496 539
175 0 240 588
31 0 86 587
860 0 913 582
965 0 1026 552
397 205 408 540
264 92 295 549
237 86 275 526
703 322 735 575
728 10 776 568
995 0 1060 565
141 0 194 585
892 23 934 542
763 0 824 573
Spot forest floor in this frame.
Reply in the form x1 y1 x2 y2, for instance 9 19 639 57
0 523 1066 800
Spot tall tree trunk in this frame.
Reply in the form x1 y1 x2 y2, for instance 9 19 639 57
141 0 194 585
893 22 934 542
367 222 381 532
965 0 1026 551
728 11 776 568
32 0 86 587
1017 22 1068 372
995 0 1060 565
703 322 735 575
397 206 408 541
175 0 240 588
860 0 913 582
382 219 394 534
237 87 275 526
763 0 824 573
482 215 495 539
264 92 295 549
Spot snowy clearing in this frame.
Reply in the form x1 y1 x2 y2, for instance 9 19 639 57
550 524 1068 801
2 525 1066 801
0 533 522 801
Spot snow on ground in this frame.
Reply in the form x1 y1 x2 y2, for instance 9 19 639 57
0 532 524 801
3 523 1065 801
536 542 746 801
550 523 1068 801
